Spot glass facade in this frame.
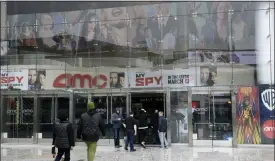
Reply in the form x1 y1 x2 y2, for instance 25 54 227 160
0 2 274 146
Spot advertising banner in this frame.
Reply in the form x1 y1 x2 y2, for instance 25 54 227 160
163 68 197 87
259 85 275 144
236 87 261 144
0 69 28 90
130 71 162 88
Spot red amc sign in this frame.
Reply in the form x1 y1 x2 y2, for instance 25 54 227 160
53 73 107 89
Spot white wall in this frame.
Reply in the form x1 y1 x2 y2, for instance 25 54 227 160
256 2 274 85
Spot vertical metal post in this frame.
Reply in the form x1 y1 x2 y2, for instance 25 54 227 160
54 95 58 121
69 93 74 123
166 89 171 145
231 90 237 148
33 94 38 144
51 97 55 123
188 87 193 147
126 93 130 116
0 95 4 143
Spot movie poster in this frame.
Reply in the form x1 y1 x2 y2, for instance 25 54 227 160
259 85 275 144
236 87 261 144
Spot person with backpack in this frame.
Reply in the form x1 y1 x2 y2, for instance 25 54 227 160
77 102 106 161
52 111 75 161
158 111 168 149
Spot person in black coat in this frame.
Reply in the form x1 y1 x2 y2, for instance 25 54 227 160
137 109 149 148
52 111 75 161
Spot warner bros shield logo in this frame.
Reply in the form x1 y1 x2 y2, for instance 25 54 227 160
261 89 275 111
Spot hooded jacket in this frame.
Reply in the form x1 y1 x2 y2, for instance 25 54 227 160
77 102 106 142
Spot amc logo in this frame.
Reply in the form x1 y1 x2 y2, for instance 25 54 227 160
261 89 275 111
262 120 275 139
53 73 107 89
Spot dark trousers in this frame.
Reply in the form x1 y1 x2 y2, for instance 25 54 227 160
138 128 147 143
125 129 134 150
113 128 120 146
55 148 70 161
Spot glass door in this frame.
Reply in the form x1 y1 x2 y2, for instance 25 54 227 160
192 90 233 147
211 91 233 146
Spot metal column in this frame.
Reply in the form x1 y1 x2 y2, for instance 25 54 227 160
187 87 193 147
54 96 58 121
32 94 39 144
231 90 237 148
126 93 131 116
69 93 74 123
51 97 55 123
166 89 171 145
0 95 4 143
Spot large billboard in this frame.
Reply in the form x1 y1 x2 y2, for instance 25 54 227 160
6 2 255 57
259 85 275 144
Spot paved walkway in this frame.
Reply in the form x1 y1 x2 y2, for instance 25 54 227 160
1 144 274 161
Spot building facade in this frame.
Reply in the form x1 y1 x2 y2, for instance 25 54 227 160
0 2 274 147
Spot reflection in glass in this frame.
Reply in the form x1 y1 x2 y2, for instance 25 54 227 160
170 91 188 143
19 24 37 47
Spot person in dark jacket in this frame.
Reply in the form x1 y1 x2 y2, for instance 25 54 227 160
137 108 148 148
124 112 138 152
151 109 159 144
52 111 75 161
77 102 106 161
158 111 168 149
111 108 123 148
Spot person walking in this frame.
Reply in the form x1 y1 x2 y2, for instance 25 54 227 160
52 112 75 161
151 109 159 144
158 111 168 149
111 108 123 148
137 108 148 148
77 102 106 161
124 112 138 152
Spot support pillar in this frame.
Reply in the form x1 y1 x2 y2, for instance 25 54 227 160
69 93 74 123
188 87 193 147
32 94 39 144
231 90 237 148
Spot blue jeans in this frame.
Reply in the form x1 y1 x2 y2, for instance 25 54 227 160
113 128 120 146
158 132 168 148
125 129 134 150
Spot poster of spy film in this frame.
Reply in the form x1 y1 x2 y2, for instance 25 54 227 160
236 87 261 144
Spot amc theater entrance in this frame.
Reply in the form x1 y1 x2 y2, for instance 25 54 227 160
131 92 166 145
192 90 234 147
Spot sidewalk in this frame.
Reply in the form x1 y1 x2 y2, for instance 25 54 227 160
1 143 274 161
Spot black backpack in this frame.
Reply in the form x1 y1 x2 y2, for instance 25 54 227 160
82 113 98 136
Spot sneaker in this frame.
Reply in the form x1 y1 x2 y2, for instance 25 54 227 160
124 147 128 151
118 145 122 148
141 143 146 148
130 149 136 152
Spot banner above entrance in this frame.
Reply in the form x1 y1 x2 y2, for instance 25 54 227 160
129 68 198 88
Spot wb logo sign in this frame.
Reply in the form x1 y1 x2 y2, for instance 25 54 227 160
261 89 275 111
